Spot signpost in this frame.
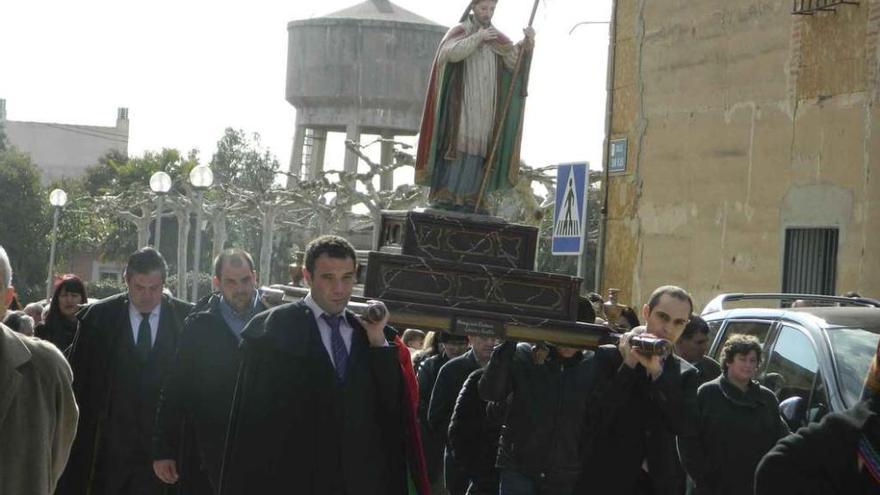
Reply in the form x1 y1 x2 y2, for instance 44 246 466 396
552 162 590 285
552 162 589 254
551 162 590 284
609 138 628 173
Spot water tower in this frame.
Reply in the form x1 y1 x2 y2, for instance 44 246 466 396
286 0 447 189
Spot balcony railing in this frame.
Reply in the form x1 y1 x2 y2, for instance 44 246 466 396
792 0 859 15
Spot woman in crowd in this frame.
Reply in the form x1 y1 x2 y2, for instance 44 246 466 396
412 331 441 371
35 274 88 352
678 334 789 495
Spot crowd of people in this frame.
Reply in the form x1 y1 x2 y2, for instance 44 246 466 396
3 231 880 495
9 0 880 491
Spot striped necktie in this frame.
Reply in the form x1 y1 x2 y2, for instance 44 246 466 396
321 313 348 381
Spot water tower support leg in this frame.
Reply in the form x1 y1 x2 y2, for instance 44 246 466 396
290 125 306 181
344 123 361 174
312 129 327 179
380 132 394 191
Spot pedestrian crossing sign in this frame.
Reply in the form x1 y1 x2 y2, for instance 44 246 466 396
552 162 588 256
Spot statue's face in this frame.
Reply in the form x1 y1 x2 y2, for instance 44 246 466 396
473 0 497 26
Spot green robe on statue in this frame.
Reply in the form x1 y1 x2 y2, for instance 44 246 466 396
415 16 532 213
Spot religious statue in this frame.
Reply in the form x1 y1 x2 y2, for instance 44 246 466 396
415 0 536 214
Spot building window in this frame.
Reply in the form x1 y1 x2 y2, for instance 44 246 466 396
782 228 838 295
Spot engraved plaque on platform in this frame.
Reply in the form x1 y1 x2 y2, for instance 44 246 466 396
363 251 581 321
377 210 539 270
453 316 503 338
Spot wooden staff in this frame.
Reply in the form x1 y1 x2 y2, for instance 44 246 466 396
474 0 541 213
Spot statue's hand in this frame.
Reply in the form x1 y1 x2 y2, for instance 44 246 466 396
523 27 536 48
480 27 499 42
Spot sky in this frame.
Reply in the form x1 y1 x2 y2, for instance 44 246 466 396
1 0 613 184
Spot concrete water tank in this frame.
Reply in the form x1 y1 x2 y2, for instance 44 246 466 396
286 0 446 185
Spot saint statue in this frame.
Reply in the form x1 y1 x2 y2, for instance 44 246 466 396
415 0 535 214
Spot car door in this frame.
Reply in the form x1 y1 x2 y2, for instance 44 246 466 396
759 324 829 427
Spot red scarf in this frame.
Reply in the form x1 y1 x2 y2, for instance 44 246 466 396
393 336 431 494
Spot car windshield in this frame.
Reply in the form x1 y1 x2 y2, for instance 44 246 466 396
828 328 880 408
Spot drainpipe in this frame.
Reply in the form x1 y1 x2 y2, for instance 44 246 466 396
594 0 619 294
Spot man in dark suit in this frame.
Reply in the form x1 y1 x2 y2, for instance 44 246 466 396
153 248 266 493
417 333 469 492
219 235 415 495
579 285 700 495
674 314 722 387
428 335 495 495
58 247 195 495
671 314 722 494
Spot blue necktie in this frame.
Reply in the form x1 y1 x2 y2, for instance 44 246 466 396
322 314 348 381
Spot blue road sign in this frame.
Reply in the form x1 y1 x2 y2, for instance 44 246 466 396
552 162 588 256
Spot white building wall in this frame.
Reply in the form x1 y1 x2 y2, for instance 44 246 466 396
1 101 129 184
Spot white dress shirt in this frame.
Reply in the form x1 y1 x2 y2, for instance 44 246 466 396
303 294 353 369
128 303 161 347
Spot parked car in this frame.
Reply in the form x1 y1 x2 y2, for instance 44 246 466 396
700 293 880 430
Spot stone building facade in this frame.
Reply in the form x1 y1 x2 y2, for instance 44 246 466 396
599 0 880 307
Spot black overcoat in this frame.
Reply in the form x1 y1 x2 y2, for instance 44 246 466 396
756 399 880 495
693 355 722 386
218 301 407 495
153 293 265 490
428 350 481 441
478 342 593 491
449 368 503 494
416 352 450 484
427 349 482 493
57 292 195 495
34 316 78 354
678 375 789 495
577 345 699 495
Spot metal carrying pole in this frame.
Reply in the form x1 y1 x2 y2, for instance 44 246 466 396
260 284 671 354
474 0 541 213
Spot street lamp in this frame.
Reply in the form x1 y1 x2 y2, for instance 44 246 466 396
149 171 172 249
46 188 68 301
189 165 213 302
568 20 610 35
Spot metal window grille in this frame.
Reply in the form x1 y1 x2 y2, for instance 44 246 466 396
792 0 859 15
782 228 839 295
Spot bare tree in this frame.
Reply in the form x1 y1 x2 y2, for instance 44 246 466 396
344 138 428 245
92 193 154 248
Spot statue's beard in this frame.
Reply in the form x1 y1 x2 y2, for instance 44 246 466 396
474 14 493 27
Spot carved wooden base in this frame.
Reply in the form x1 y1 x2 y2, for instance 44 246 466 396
376 209 539 270
363 251 581 321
